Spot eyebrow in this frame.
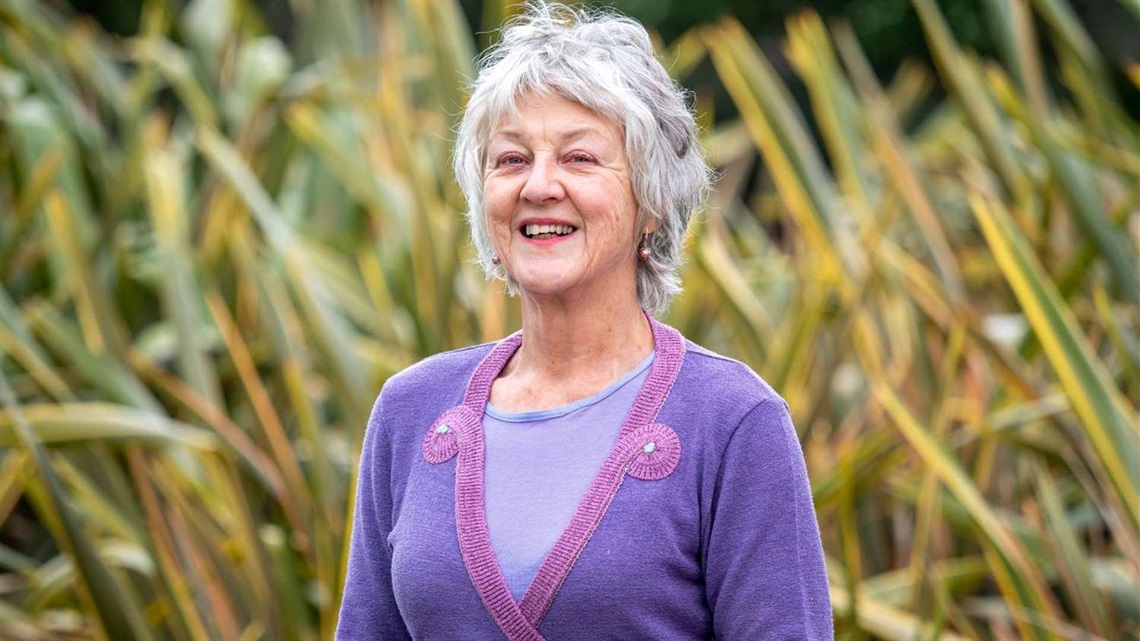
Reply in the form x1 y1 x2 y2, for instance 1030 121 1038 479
490 125 609 146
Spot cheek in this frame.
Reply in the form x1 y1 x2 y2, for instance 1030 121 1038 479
481 188 518 253
596 181 638 234
482 184 512 222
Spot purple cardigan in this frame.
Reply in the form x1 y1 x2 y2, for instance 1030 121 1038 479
337 317 833 640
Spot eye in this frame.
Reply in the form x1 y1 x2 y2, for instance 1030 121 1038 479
495 153 527 168
566 152 595 164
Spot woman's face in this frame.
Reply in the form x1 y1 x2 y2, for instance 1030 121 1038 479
483 94 644 305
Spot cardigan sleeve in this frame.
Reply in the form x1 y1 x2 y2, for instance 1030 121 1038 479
335 393 413 641
704 398 833 640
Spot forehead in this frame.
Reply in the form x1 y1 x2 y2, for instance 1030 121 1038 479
488 93 622 144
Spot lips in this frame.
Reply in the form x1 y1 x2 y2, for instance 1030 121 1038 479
518 219 578 244
523 223 576 239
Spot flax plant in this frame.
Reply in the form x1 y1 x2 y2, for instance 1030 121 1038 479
0 0 1136 639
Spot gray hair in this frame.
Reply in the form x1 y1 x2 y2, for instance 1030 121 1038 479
453 2 712 314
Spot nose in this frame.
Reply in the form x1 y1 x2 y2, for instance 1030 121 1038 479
520 155 565 204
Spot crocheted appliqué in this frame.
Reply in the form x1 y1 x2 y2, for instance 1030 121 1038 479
626 423 681 481
422 407 473 464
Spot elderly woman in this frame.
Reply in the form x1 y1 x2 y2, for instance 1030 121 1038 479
337 4 831 640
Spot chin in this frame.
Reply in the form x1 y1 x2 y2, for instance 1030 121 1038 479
514 274 588 300
517 282 577 300
510 265 579 292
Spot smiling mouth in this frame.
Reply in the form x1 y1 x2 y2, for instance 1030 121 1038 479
522 223 577 240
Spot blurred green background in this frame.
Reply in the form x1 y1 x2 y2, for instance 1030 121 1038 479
1 0 1138 639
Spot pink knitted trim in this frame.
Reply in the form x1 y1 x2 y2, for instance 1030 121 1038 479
453 406 545 641
517 421 681 624
463 331 522 407
428 314 684 639
439 331 544 640
519 317 684 626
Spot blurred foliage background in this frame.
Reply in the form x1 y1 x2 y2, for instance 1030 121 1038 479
0 0 1138 639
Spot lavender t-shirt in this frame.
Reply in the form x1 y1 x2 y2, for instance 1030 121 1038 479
483 352 654 601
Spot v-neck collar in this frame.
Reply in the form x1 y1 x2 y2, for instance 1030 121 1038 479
421 313 686 641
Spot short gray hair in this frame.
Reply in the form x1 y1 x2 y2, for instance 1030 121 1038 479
453 2 712 314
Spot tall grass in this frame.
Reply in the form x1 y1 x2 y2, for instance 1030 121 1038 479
0 0 1136 638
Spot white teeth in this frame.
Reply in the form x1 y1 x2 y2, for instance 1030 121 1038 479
524 224 575 237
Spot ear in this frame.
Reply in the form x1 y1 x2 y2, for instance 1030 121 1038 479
637 209 657 235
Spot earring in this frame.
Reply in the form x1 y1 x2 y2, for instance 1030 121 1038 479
491 255 501 266
637 234 651 261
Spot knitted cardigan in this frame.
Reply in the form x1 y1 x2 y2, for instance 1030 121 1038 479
336 317 833 640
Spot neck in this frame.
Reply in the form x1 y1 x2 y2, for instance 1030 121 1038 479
507 286 654 386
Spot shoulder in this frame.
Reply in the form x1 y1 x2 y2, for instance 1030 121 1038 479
658 334 790 452
370 341 498 438
669 339 809 512
672 338 783 412
382 341 495 399
681 340 780 401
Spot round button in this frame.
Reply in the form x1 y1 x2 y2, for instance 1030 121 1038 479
436 424 451 434
643 442 656 454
